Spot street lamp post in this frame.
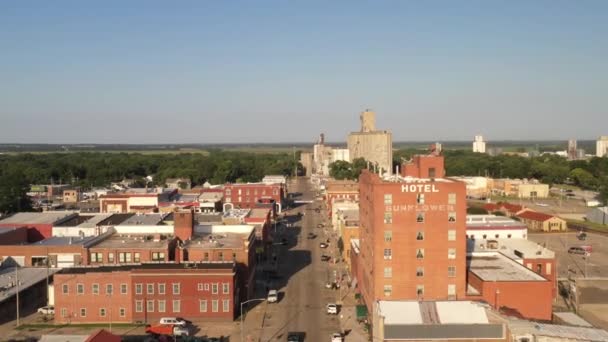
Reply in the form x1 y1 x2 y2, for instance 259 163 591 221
240 298 266 342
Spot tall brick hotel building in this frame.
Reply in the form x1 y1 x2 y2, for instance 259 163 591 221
358 154 467 310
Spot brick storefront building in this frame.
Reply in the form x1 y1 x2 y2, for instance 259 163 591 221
325 180 360 217
223 183 285 214
54 263 237 324
0 212 78 242
358 155 467 312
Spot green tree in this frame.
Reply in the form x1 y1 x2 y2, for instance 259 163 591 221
0 168 32 214
569 168 598 189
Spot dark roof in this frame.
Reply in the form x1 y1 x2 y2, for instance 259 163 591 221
384 323 505 340
58 262 235 274
97 213 134 226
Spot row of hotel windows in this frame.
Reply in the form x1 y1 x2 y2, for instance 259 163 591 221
384 211 457 224
383 248 457 260
63 282 231 296
90 252 166 263
383 230 457 242
383 266 457 278
60 307 127 318
384 193 457 205
467 234 518 239
134 299 230 313
383 284 457 297
225 189 279 196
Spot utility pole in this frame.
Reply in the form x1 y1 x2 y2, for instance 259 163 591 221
293 146 297 179
15 267 20 327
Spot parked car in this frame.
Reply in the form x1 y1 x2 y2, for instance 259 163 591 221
568 246 592 255
37 305 54 315
326 303 338 315
331 332 343 342
146 324 187 336
159 317 188 326
173 325 190 337
325 282 333 289
321 255 331 262
267 289 278 303
287 332 304 342
319 242 329 248
307 233 317 239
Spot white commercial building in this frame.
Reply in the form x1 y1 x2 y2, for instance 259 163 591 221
597 136 608 157
473 135 486 153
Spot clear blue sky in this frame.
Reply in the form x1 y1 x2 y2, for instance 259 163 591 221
1 1 606 144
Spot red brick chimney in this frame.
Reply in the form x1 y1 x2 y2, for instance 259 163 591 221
174 209 193 241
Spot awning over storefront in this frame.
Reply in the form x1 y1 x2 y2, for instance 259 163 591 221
356 305 368 319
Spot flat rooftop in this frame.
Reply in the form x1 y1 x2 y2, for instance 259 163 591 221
33 235 101 247
118 213 169 226
223 209 250 219
377 301 489 325
0 212 77 225
58 262 235 274
468 253 547 281
184 232 248 250
196 213 223 224
468 238 555 259
466 215 527 229
249 208 270 219
77 214 116 228
381 175 456 183
0 267 61 304
91 234 171 249
508 320 608 341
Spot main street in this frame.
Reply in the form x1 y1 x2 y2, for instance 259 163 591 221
245 177 343 341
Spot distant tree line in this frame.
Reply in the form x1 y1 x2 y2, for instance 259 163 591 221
0 151 302 214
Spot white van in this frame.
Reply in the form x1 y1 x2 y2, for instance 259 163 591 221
159 317 188 326
267 289 278 303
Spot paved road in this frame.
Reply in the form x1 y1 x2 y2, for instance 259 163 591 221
258 177 341 342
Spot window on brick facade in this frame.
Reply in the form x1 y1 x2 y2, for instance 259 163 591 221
226 189 231 196
158 283 165 294
100 308 106 317
383 249 392 260
547 263 552 275
384 212 392 224
448 193 456 205
223 299 230 312
212 283 219 294
384 194 392 205
77 283 84 295
200 300 208 312
204 252 209 261
448 248 456 259
448 266 456 277
90 253 102 263
384 267 392 278
135 300 143 312
448 212 456 222
108 252 114 263
106 284 113 294
62 284 68 294
218 252 224 261
416 267 424 277
61 308 67 317
134 252 140 263
92 283 99 295
416 212 425 223
198 283 204 291
448 284 456 298
172 300 181 313
80 308 86 317
147 284 154 295
152 252 165 261
448 230 456 241
212 299 219 312
172 283 180 295
147 300 154 312
119 308 126 317
204 283 210 291
416 231 424 241
121 283 127 294
136 283 142 295
384 285 392 297
118 252 131 263
416 193 425 204
536 264 542 274
384 231 392 242
417 285 425 297
223 283 230 294
416 249 425 259
158 300 166 313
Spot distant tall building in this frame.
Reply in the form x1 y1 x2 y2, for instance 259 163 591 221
472 135 486 153
567 139 578 160
597 136 608 157
347 110 393 175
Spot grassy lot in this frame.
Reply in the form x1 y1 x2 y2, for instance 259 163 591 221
567 219 608 231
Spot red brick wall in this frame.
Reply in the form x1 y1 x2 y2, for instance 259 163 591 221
401 155 445 178
174 210 194 241
0 223 54 242
224 184 283 210
523 258 557 298
99 199 128 214
88 247 172 265
467 271 553 321
0 244 88 267
54 271 133 324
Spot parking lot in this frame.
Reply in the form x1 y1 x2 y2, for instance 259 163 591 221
528 232 608 279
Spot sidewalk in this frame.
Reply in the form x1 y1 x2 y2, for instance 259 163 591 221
339 291 370 342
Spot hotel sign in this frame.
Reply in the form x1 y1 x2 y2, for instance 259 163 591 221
401 184 440 193
386 204 455 212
